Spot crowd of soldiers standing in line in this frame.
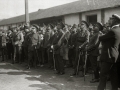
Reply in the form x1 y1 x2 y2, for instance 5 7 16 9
0 14 120 90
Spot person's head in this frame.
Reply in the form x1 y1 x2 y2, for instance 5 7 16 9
80 21 89 31
53 26 57 33
108 14 120 27
72 27 77 33
57 23 62 30
12 27 17 33
24 25 29 33
68 25 72 30
93 22 103 33
8 30 12 34
63 24 68 32
89 30 94 37
30 24 39 34
46 25 51 32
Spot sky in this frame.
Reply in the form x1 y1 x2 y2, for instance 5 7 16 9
0 0 78 20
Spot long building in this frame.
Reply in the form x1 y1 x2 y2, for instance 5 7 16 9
0 0 120 30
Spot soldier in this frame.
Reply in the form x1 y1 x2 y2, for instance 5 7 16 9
97 14 120 90
68 25 77 68
61 24 71 67
37 29 44 66
87 22 103 83
0 30 7 61
12 27 24 64
6 30 14 61
51 23 65 75
71 21 90 76
23 25 30 63
27 24 41 69
42 25 54 64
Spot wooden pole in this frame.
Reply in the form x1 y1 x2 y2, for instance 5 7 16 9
25 0 30 26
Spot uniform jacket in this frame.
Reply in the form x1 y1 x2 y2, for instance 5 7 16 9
68 31 77 47
52 30 63 54
0 33 7 48
60 30 70 60
75 30 90 50
28 33 41 51
2 33 7 47
87 32 100 56
42 30 54 48
99 24 120 63
12 31 24 46
23 32 31 47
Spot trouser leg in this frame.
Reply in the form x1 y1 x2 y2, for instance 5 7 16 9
97 62 113 90
58 55 64 73
110 64 118 90
54 54 60 72
89 55 99 79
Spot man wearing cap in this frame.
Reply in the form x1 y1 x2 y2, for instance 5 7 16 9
6 30 14 61
12 27 24 64
23 25 30 63
51 23 65 75
0 30 7 61
68 26 77 67
71 21 90 76
27 24 41 69
87 22 103 83
97 14 120 90
42 25 54 64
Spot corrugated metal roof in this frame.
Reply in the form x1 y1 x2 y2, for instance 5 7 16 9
0 0 120 26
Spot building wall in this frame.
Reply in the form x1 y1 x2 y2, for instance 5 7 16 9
0 26 4 29
81 10 101 23
64 14 80 25
12 24 17 27
4 26 9 30
104 7 120 23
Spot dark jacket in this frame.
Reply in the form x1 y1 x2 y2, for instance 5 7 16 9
99 24 120 63
28 33 41 51
68 32 76 47
12 31 24 46
87 33 100 56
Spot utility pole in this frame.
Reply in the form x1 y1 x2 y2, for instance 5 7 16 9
25 0 30 26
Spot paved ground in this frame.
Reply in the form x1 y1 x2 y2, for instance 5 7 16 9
0 61 112 90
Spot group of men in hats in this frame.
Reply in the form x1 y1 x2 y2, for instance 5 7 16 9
0 14 120 90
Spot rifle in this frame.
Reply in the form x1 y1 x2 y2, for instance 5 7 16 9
84 45 88 81
52 48 56 71
34 46 39 66
76 48 83 76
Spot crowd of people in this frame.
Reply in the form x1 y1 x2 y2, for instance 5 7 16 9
0 14 120 90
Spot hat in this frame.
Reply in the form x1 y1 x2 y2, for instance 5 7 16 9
24 25 29 29
81 21 89 28
57 22 65 29
110 14 120 21
95 22 103 31
46 24 51 30
72 24 77 28
32 24 39 31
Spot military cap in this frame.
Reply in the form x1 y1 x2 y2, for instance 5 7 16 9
110 14 120 21
24 25 29 29
57 22 64 29
95 22 103 31
32 24 39 31
46 24 51 30
81 21 89 28
72 24 77 28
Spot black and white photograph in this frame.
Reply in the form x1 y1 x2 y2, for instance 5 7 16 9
0 0 120 90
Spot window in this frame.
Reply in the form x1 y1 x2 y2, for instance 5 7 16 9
86 15 97 25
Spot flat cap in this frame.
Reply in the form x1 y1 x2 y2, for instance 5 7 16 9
95 22 103 31
111 14 120 21
32 24 39 31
